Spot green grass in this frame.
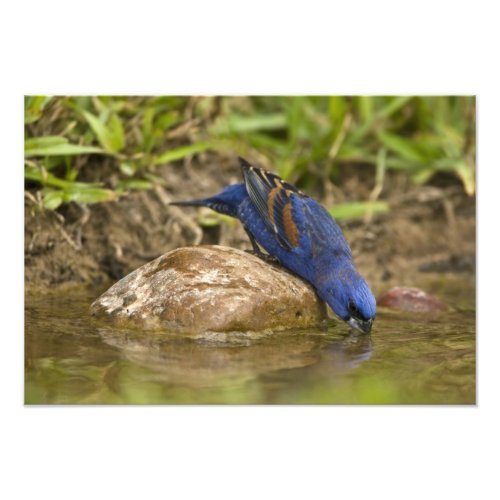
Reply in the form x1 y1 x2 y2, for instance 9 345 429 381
24 96 475 218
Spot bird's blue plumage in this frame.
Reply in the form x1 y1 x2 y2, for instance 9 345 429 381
171 157 376 333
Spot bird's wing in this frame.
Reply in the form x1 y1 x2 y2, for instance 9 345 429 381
302 197 352 260
239 157 306 250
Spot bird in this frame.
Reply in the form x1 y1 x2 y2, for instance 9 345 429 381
171 157 376 333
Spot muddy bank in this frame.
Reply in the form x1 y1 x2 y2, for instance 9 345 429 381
24 153 476 303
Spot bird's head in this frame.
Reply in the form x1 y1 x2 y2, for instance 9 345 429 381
316 267 376 334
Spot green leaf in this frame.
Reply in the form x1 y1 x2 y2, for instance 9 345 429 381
437 124 465 159
25 164 60 186
329 201 389 221
40 184 118 209
357 96 374 124
117 179 155 191
143 172 167 186
350 96 414 144
197 211 236 227
65 186 119 204
108 113 125 152
377 130 426 163
42 156 66 171
43 190 64 210
411 168 435 185
411 133 443 160
142 107 155 143
25 142 106 157
119 162 136 176
25 136 68 150
328 96 348 127
210 113 287 135
277 159 295 179
156 111 180 131
287 97 305 148
81 110 124 153
336 145 368 161
25 96 52 124
247 132 289 154
377 96 413 119
153 142 212 165
453 160 475 195
25 163 103 190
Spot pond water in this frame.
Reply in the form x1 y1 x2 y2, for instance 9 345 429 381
25 282 475 405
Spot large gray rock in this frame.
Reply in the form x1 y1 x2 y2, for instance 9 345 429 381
90 245 327 333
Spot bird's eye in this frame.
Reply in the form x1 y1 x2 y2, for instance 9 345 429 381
348 300 360 317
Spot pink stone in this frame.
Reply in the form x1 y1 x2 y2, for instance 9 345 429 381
377 286 448 313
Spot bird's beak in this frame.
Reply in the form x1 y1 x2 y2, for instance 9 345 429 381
347 317 373 334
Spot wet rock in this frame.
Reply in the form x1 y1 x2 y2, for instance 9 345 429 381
90 245 327 333
377 286 448 312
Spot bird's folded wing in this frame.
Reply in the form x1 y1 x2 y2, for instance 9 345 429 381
239 157 305 250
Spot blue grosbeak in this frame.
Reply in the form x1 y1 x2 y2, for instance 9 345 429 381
172 157 376 333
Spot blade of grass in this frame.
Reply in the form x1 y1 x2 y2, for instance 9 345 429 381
25 136 68 150
350 96 414 143
378 96 414 120
42 190 64 210
210 113 287 135
453 160 475 195
116 179 155 191
42 185 120 208
377 130 427 163
65 186 119 203
25 142 107 157
328 96 348 129
153 142 212 165
25 96 53 124
81 110 124 153
108 113 126 152
25 164 102 189
329 201 389 221
357 96 374 124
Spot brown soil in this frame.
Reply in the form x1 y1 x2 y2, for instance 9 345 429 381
24 153 476 303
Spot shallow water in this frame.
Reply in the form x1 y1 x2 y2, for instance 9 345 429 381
25 283 475 405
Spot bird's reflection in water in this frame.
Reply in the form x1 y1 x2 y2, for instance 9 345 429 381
98 325 373 390
321 331 373 370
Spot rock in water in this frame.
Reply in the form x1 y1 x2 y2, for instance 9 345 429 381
90 245 327 333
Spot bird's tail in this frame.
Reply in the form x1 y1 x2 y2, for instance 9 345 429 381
170 197 237 217
169 199 210 208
